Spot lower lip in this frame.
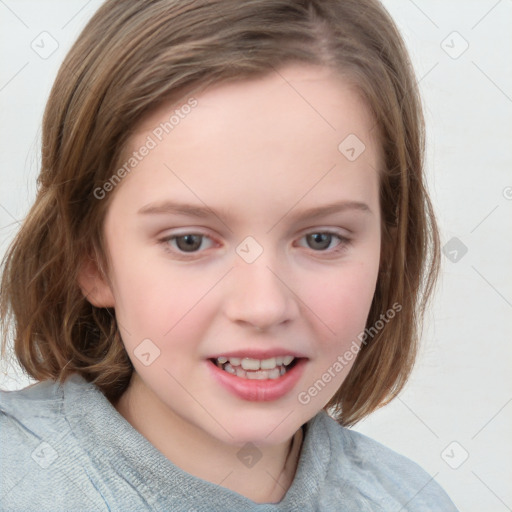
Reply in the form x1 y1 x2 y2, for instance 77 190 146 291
207 359 307 402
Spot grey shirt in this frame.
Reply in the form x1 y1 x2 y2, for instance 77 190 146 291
0 373 458 511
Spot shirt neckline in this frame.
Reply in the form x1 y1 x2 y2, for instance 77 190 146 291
63 372 329 509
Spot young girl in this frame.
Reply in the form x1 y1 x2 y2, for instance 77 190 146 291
0 0 459 510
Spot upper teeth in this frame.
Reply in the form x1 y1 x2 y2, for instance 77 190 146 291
216 355 295 370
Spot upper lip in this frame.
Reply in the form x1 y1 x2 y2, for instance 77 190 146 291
208 349 308 360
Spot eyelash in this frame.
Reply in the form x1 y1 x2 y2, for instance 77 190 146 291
158 230 351 260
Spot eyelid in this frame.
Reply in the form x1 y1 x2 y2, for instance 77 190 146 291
158 229 219 253
297 225 350 238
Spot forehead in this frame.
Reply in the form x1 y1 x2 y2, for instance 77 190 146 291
135 63 379 161
112 64 381 224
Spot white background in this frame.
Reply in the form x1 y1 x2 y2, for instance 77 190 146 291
1 1 511 511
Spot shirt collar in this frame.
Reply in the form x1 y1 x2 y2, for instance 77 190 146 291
63 372 329 509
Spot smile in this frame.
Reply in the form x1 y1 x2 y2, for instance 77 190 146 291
211 356 297 380
207 356 307 401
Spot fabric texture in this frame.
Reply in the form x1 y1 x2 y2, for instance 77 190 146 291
0 373 458 511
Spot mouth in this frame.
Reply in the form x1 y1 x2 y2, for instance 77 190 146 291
209 355 299 380
207 354 307 401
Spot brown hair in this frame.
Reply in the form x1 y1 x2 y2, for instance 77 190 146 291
0 0 439 426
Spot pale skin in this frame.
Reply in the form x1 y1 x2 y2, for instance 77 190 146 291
79 63 382 503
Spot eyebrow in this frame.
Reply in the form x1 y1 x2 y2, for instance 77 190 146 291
138 199 372 223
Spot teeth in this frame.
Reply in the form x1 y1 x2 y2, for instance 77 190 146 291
218 355 295 368
221 365 285 379
267 368 280 379
213 355 297 379
246 370 266 380
260 357 277 370
241 358 260 370
233 366 281 379
223 363 236 375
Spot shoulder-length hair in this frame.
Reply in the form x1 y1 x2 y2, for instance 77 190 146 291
0 0 439 426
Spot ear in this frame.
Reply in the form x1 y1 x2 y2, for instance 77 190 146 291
77 254 115 308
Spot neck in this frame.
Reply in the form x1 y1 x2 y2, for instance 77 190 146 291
113 376 304 503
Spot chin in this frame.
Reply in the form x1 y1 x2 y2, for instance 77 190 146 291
203 408 309 447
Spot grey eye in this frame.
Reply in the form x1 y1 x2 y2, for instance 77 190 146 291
305 233 335 250
170 234 210 252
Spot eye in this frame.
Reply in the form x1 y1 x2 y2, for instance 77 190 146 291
160 233 216 256
297 231 350 253
159 230 350 259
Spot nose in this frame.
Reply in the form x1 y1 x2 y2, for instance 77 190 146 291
223 255 299 332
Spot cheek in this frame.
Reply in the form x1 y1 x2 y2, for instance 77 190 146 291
294 262 379 408
299 260 379 346
107 244 223 361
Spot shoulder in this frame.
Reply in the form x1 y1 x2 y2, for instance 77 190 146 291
309 411 458 511
0 378 67 453
0 376 108 511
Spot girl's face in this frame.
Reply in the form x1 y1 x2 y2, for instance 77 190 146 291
95 64 382 446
